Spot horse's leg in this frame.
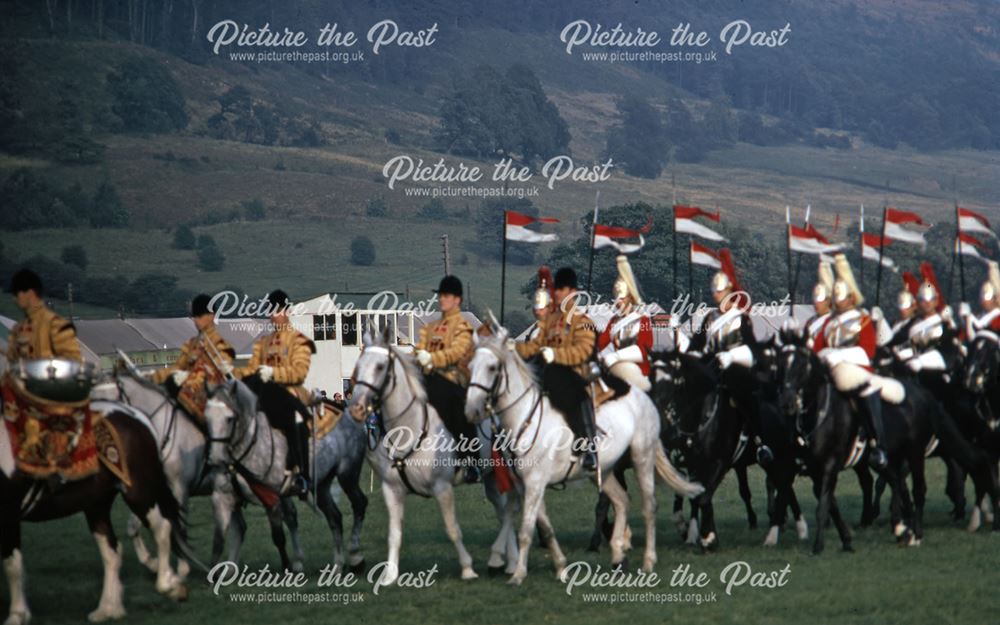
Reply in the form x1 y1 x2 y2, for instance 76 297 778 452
534 501 567 578
735 462 757 530
763 467 789 547
788 482 808 540
210 484 241 565
854 465 875 527
827 491 853 552
812 463 836 555
943 456 967 521
317 479 346 572
379 484 405 587
871 472 886 522
433 485 477 581
601 473 631 567
588 493 612 552
509 481 545 586
482 472 514 573
886 457 915 544
264 503 293 571
84 497 127 622
631 447 658 572
338 471 368 571
910 453 927 545
127 513 158 574
2 502 29 625
672 494 687 538
280 498 305 573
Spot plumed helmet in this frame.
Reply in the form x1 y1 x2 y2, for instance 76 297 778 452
813 261 834 303
613 255 643 305
533 266 554 311
897 290 915 312
981 261 1000 303
917 262 942 310
832 253 863 307
435 275 463 298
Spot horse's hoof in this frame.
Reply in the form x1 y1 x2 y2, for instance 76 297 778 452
291 561 305 574
348 559 366 575
461 569 479 581
87 606 126 622
4 611 31 625
507 574 525 586
586 540 601 553
841 544 854 553
763 526 780 547
168 583 189 602
611 558 628 572
796 517 809 541
487 565 505 577
908 535 922 547
748 516 758 530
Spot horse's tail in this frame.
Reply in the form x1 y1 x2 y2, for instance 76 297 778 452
655 442 704 498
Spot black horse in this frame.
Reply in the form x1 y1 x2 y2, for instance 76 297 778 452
961 334 1000 529
779 334 997 553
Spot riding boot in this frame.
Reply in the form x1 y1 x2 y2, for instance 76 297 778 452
579 397 598 472
295 421 312 498
284 422 310 498
858 391 888 470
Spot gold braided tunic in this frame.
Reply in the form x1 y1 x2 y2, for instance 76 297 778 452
235 324 315 404
416 308 473 386
152 323 235 422
517 302 597 378
6 302 82 362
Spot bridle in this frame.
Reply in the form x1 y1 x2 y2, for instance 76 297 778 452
205 382 267 473
470 344 544 458
112 364 179 457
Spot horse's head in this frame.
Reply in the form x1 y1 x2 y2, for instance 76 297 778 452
466 320 511 424
349 324 399 423
964 333 1000 396
204 378 256 466
777 332 815 418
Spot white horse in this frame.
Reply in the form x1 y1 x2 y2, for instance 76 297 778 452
465 326 704 585
347 326 517 586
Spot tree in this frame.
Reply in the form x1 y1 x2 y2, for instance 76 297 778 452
89 180 129 228
196 234 215 249
350 236 376 266
172 225 196 249
366 197 388 218
242 198 266 221
197 243 225 271
106 57 188 133
61 245 88 270
604 96 668 179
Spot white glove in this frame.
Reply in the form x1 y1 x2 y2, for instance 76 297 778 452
601 351 621 369
959 302 972 318
540 347 555 364
171 370 189 385
258 365 274 382
220 361 234 376
895 346 915 361
716 351 734 369
416 349 433 369
906 358 922 372
819 348 842 368
870 306 884 325
505 338 517 352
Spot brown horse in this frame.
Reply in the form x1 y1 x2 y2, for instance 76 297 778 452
1 400 197 624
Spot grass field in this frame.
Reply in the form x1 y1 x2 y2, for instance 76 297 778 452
7 459 996 625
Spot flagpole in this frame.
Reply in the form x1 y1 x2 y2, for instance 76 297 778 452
500 211 508 325
875 203 888 307
957 202 966 302
859 204 865 292
671 175 678 306
586 191 600 292
791 204 810 303
785 206 793 302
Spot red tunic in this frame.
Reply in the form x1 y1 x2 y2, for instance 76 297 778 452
598 314 654 375
812 310 877 371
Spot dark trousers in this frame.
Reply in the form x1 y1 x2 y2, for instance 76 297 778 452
424 373 479 462
541 364 591 443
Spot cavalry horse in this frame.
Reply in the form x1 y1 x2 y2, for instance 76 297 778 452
204 376 369 573
1 355 195 624
961 332 1000 532
465 324 702 585
347 325 516 586
778 332 996 552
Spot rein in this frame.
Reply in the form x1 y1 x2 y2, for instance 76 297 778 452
473 346 546 461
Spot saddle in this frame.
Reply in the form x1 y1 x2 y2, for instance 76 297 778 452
593 371 631 409
309 399 344 440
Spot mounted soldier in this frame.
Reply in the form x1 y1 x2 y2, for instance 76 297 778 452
804 261 835 348
151 293 235 426
234 289 314 498
516 266 599 471
812 254 891 470
898 263 960 397
597 255 652 392
2 269 97 482
414 275 480 483
964 261 1000 338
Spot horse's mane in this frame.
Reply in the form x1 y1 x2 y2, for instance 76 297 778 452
229 378 261 417
479 333 539 386
389 344 428 402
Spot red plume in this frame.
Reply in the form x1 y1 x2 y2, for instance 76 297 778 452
919 262 944 311
718 248 749 310
537 266 554 297
901 271 920 296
